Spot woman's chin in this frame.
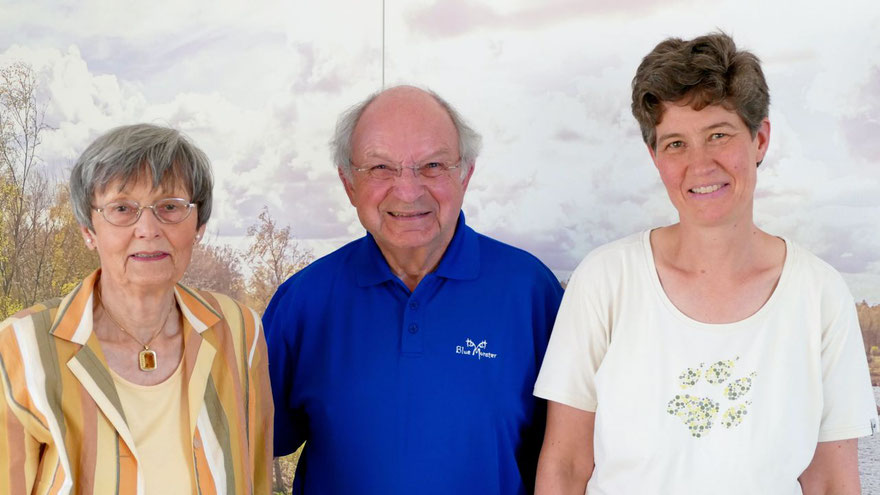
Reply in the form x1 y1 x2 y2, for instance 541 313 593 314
104 265 183 292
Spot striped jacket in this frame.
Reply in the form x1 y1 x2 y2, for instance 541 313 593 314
0 270 273 494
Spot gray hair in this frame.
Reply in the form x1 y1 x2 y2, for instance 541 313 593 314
331 86 482 180
70 123 214 230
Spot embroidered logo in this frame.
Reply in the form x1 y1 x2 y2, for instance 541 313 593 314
666 357 756 438
455 338 498 360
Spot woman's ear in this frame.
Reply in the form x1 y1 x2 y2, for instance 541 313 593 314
80 225 97 250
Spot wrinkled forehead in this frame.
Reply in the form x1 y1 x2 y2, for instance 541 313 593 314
351 91 459 160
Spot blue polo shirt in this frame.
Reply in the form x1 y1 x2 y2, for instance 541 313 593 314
264 212 563 494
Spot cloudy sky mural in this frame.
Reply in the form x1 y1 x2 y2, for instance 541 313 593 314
2 0 879 302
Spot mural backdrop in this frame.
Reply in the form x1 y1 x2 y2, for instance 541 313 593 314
1 0 878 302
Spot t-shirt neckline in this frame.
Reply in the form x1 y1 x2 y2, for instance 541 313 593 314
640 229 793 330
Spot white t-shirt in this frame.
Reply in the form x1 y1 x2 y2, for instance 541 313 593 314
534 231 878 495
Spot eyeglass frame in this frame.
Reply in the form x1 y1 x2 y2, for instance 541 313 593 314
350 158 463 180
92 197 197 226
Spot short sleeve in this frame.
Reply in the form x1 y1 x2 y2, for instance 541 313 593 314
816 280 878 442
533 252 613 412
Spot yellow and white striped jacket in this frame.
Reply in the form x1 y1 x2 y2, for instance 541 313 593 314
0 270 273 494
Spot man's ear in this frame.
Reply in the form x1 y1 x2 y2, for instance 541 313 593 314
461 162 475 191
338 167 357 206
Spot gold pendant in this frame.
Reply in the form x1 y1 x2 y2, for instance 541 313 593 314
139 349 158 371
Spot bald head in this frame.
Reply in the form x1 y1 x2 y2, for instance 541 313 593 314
364 85 447 117
330 85 482 179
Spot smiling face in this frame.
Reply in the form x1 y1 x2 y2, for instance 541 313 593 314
340 87 473 264
649 101 770 228
81 174 205 295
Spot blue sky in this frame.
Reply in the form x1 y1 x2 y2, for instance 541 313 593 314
2 0 880 302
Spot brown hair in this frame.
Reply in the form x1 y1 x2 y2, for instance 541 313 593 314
631 32 769 150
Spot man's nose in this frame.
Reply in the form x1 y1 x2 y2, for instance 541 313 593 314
402 165 422 178
390 168 426 200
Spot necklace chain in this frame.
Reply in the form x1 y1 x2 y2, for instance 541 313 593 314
96 289 175 351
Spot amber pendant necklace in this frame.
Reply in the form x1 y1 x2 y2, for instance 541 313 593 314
97 290 175 372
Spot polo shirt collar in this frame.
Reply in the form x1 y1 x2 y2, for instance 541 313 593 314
355 210 480 287
433 211 479 280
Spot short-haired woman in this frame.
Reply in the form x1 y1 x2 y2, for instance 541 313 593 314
534 33 877 494
0 124 273 494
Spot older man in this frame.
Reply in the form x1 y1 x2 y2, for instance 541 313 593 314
263 86 563 494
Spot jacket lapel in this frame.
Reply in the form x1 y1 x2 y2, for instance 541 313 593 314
66 333 140 460
173 285 221 435
50 270 141 460
182 326 216 435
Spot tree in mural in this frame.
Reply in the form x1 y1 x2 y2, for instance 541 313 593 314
0 62 98 318
182 241 246 300
244 207 313 313
242 207 313 493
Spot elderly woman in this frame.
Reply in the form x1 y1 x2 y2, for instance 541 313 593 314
534 33 877 494
0 124 273 494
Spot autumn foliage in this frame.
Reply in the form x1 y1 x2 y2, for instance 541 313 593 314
0 62 99 316
857 301 880 385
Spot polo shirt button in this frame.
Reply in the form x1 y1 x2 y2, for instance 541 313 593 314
408 323 419 334
193 438 202 449
409 301 419 310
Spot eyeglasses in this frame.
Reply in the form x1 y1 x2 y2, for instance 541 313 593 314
93 198 196 226
351 159 462 181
